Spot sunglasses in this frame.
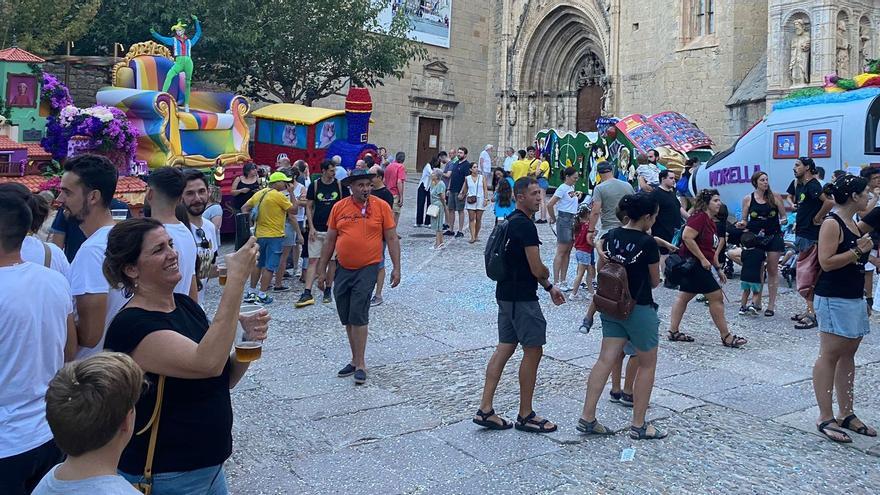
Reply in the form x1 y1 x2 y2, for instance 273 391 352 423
195 228 211 249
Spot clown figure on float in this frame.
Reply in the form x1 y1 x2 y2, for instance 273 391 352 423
151 15 202 112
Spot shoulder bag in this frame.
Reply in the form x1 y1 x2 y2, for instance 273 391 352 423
249 189 270 224
131 376 166 495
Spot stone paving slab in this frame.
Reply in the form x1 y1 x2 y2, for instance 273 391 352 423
702 382 816 419
291 387 407 421
773 405 880 454
430 419 563 466
321 334 454 367
290 432 474 493
255 370 359 400
413 459 569 495
655 368 755 398
315 403 441 447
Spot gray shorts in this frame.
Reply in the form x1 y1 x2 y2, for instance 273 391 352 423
447 191 466 212
333 263 380 326
497 299 547 347
557 212 575 244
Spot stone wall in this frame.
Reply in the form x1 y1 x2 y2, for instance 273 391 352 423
613 0 768 149
313 1 495 170
43 62 110 107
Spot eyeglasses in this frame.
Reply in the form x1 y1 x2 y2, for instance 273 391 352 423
195 228 210 249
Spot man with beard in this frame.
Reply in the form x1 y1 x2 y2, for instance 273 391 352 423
181 169 219 306
58 155 126 360
318 169 400 385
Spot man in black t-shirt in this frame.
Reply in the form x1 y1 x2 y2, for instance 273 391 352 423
473 177 565 434
445 147 472 238
296 159 350 308
784 157 833 327
651 170 686 268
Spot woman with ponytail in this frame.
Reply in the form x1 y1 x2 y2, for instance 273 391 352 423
812 175 875 443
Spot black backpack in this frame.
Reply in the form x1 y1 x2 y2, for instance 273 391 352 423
485 216 513 281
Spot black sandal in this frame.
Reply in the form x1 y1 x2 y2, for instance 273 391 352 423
668 330 695 342
817 419 852 443
764 309 775 317
630 423 667 440
839 414 878 437
576 418 614 435
794 315 818 330
514 411 557 433
721 333 748 348
472 408 512 430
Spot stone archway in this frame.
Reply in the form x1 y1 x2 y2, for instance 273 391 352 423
508 1 610 146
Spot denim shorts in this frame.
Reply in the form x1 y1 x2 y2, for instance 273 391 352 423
257 237 284 272
121 464 227 495
575 250 594 265
815 295 871 339
283 222 296 247
556 212 574 244
599 304 660 352
794 236 817 253
378 241 387 270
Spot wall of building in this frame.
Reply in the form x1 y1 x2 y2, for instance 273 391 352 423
613 0 768 149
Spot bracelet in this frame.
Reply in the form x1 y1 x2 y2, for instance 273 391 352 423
852 249 861 262
587 230 595 233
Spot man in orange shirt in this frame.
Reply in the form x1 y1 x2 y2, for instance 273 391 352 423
318 169 401 385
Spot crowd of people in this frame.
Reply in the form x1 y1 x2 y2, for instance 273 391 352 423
3 145 880 494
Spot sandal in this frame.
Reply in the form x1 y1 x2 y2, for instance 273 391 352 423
472 408 512 430
630 423 667 440
838 414 878 437
667 330 695 342
817 419 852 443
721 333 748 348
791 311 808 322
514 411 557 433
576 418 614 435
764 309 775 317
794 315 818 330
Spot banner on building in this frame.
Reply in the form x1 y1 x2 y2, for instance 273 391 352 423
378 0 452 48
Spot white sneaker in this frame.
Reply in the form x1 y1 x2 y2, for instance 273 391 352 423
559 282 572 292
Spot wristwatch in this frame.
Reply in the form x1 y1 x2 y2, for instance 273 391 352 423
544 283 554 292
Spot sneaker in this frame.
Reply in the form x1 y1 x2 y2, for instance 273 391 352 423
443 230 455 236
322 288 333 303
559 282 572 292
609 390 622 403
747 304 760 316
354 369 367 385
282 271 292 279
578 317 593 334
337 363 356 377
568 292 583 301
295 292 315 308
433 243 447 250
620 393 634 407
455 231 464 238
738 306 749 316
273 285 291 292
370 295 383 306
257 294 274 304
442 224 450 230
535 219 548 224
243 293 257 304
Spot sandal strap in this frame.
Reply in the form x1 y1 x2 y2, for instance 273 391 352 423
475 408 496 420
839 414 857 429
518 411 537 423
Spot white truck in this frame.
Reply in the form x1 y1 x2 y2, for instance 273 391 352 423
689 88 880 212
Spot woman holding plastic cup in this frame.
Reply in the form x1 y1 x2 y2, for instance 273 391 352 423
102 218 269 493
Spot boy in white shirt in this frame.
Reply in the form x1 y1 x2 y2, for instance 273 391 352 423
32 352 144 494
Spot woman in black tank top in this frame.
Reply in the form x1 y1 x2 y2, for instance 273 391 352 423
231 163 261 211
737 171 786 316
811 175 876 443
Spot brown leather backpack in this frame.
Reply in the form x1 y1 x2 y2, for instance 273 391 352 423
594 260 635 321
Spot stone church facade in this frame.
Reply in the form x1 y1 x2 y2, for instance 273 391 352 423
317 0 880 169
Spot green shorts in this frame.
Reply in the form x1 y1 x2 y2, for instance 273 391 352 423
599 304 660 352
740 281 763 292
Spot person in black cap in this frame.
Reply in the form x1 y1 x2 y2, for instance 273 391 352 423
588 162 634 247
317 169 401 385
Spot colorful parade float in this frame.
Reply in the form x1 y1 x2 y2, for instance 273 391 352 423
691 58 880 208
535 111 715 194
251 87 379 175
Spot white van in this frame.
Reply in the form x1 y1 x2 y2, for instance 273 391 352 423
690 88 880 212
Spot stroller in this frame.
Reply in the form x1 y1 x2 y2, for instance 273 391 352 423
779 213 797 287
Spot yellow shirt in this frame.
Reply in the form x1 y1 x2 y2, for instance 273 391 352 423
510 159 530 181
245 188 292 238
528 159 550 179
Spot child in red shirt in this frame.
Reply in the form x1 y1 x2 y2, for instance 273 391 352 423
569 204 595 299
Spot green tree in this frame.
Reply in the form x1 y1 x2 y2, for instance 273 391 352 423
71 0 182 56
195 0 425 105
0 0 100 53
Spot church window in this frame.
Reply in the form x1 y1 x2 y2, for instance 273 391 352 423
682 0 717 46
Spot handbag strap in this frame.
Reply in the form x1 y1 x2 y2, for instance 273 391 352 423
136 375 166 482
41 240 51 268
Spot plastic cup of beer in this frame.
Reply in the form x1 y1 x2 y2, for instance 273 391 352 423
217 261 228 287
235 304 264 362
111 208 128 222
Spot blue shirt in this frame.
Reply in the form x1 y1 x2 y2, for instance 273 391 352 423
50 198 131 261
450 160 472 193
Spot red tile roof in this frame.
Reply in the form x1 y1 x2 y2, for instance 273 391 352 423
0 47 45 63
0 175 46 192
23 142 51 159
0 136 27 150
117 176 146 193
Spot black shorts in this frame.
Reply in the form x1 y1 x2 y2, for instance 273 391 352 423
497 299 547 347
757 233 784 253
678 265 721 295
333 263 380 326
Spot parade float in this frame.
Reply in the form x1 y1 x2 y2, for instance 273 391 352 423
535 111 714 194
251 86 378 175
691 59 880 209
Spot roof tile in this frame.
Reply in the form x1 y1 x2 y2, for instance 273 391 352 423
0 47 45 63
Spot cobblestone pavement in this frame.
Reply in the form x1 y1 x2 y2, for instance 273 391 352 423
204 181 880 494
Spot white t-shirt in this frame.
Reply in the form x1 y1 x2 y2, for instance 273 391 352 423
70 226 129 360
420 163 433 190
190 220 218 306
335 166 348 181
553 183 580 214
32 465 141 494
479 150 493 174
503 155 516 172
163 222 198 298
21 235 70 278
0 262 72 458
291 182 306 222
202 203 223 249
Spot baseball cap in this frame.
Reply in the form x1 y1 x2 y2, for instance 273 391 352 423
597 162 613 173
268 171 293 183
